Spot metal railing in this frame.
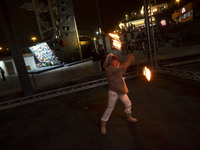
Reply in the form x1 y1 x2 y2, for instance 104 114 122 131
1 66 199 111
156 67 200 81
0 70 141 111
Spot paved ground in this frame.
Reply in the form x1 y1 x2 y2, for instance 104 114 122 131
0 72 200 150
0 44 200 150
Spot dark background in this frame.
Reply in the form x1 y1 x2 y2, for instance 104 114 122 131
0 0 193 49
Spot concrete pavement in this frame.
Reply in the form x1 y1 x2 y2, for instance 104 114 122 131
0 72 200 150
0 44 200 150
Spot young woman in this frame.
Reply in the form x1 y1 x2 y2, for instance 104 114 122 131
101 53 138 134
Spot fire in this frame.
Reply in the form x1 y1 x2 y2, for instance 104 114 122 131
113 39 121 50
143 66 151 81
108 33 120 39
108 33 122 50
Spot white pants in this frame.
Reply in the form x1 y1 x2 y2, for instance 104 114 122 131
101 90 132 122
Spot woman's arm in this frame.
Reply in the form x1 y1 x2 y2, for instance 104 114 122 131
120 53 135 70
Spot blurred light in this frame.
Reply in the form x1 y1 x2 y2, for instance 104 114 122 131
153 8 157 13
93 37 96 41
31 36 37 43
108 33 120 40
113 40 121 50
96 31 99 35
182 7 186 13
99 28 102 34
125 14 128 21
119 23 124 29
140 6 144 15
108 33 121 50
143 66 151 81
0 47 2 51
160 19 167 26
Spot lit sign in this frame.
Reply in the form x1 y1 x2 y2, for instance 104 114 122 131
160 19 166 26
182 7 186 14
29 42 60 65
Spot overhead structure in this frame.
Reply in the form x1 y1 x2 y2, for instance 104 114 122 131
32 0 82 63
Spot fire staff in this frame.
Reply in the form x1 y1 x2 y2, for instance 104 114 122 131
101 53 138 135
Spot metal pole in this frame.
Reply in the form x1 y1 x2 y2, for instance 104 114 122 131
144 0 153 67
149 0 158 68
71 0 82 59
0 0 34 96
95 0 107 51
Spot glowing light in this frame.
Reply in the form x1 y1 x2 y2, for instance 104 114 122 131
125 14 128 21
140 6 144 15
143 66 151 81
99 28 102 34
126 23 129 27
31 37 37 41
108 33 120 39
152 8 157 13
113 40 122 50
160 19 167 26
31 36 37 44
0 47 2 51
119 23 124 29
182 7 186 14
93 37 96 41
108 33 122 50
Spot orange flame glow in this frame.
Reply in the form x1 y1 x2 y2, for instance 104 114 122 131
108 33 120 39
108 33 122 50
143 66 151 81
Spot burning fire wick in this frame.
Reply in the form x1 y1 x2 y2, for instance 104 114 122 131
143 66 151 81
143 66 152 99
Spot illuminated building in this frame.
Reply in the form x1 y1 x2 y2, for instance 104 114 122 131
172 1 200 24
119 3 168 31
0 53 36 77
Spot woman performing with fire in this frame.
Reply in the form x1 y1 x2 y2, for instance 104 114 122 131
101 53 138 135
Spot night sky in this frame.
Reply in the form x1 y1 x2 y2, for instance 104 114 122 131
73 0 143 33
0 0 190 48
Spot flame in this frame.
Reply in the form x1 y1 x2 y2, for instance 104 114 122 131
113 39 121 50
108 33 122 50
108 33 120 39
143 66 151 81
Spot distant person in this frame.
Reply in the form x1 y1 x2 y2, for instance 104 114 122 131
100 53 138 135
98 45 106 71
0 67 6 81
91 48 100 73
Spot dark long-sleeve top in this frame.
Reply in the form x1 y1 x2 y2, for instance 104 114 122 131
104 56 133 94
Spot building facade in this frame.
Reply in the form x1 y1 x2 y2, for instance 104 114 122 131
0 53 36 77
172 1 200 24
